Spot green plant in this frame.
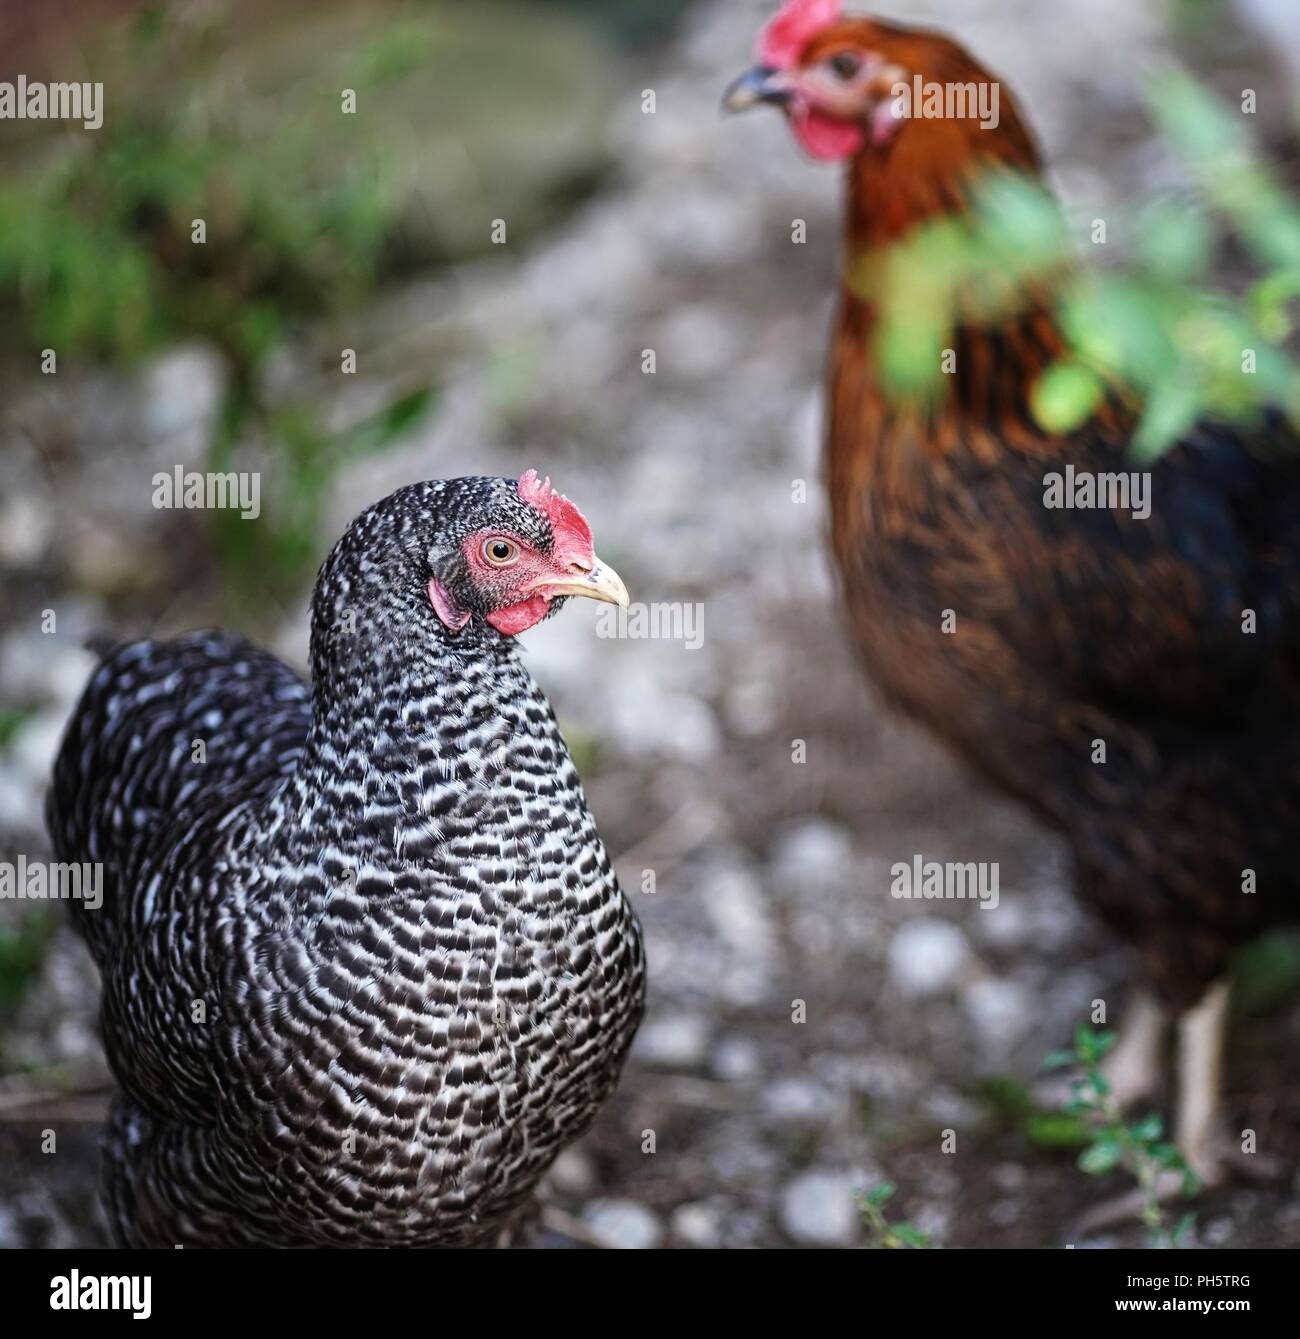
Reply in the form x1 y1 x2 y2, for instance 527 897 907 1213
208 384 435 615
0 5 433 611
1043 1025 1198 1247
870 70 1300 459
0 909 58 1044
0 708 30 753
856 1182 933 1248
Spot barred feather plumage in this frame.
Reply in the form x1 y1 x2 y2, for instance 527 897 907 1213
48 476 645 1247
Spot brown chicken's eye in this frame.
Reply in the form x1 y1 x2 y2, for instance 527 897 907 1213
482 538 519 566
828 51 862 80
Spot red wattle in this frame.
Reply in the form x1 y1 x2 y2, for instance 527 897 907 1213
486 595 550 636
793 110 866 161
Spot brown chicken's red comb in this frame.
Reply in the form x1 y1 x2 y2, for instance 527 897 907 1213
517 469 593 557
759 0 843 69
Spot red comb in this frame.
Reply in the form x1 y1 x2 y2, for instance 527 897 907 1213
759 0 842 69
517 469 593 560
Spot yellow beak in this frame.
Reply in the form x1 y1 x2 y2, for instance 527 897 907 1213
529 555 629 608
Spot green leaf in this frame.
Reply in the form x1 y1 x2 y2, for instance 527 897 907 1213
1132 374 1204 461
1025 1111 1092 1148
1147 67 1300 269
1073 1025 1115 1065
865 1182 897 1209
1127 1113 1164 1143
890 1223 932 1248
0 706 31 752
971 171 1069 265
874 304 948 404
1078 1141 1122 1175
1030 361 1104 435
348 385 437 457
1136 200 1213 281
1248 271 1300 342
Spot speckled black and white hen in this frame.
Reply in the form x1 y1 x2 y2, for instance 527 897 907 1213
48 472 645 1248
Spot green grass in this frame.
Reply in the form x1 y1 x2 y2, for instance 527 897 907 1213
0 909 57 1018
0 708 31 753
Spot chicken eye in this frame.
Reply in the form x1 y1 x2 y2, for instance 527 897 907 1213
828 51 862 80
482 538 519 566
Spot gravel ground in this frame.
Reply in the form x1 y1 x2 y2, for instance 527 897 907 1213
1 0 1299 1248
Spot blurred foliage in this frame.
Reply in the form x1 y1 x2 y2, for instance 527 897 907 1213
0 0 638 612
561 726 605 782
0 2 443 611
1044 1025 1197 1246
0 708 31 753
1025 1108 1093 1150
1230 931 1300 1018
856 1181 933 1248
1167 0 1233 39
0 4 400 366
871 69 1300 459
211 386 436 614
0 910 56 1036
978 1071 1092 1148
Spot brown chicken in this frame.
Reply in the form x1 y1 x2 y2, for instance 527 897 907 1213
726 1 1300 1202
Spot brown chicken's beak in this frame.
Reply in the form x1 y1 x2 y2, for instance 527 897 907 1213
529 557 630 609
722 65 792 112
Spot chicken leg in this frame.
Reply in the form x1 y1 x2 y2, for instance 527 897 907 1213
1072 977 1280 1236
1103 990 1167 1109
1174 979 1230 1185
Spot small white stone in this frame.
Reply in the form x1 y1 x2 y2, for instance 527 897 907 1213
761 1077 838 1125
887 920 971 997
670 1202 722 1248
12 708 72 785
0 769 40 838
0 494 52 567
975 896 1032 949
771 819 854 881
140 344 224 449
962 976 1033 1053
992 1162 1029 1193
710 1035 761 1082
922 1087 982 1129
633 1012 710 1070
582 1199 663 1250
778 1169 861 1246
546 1148 595 1197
